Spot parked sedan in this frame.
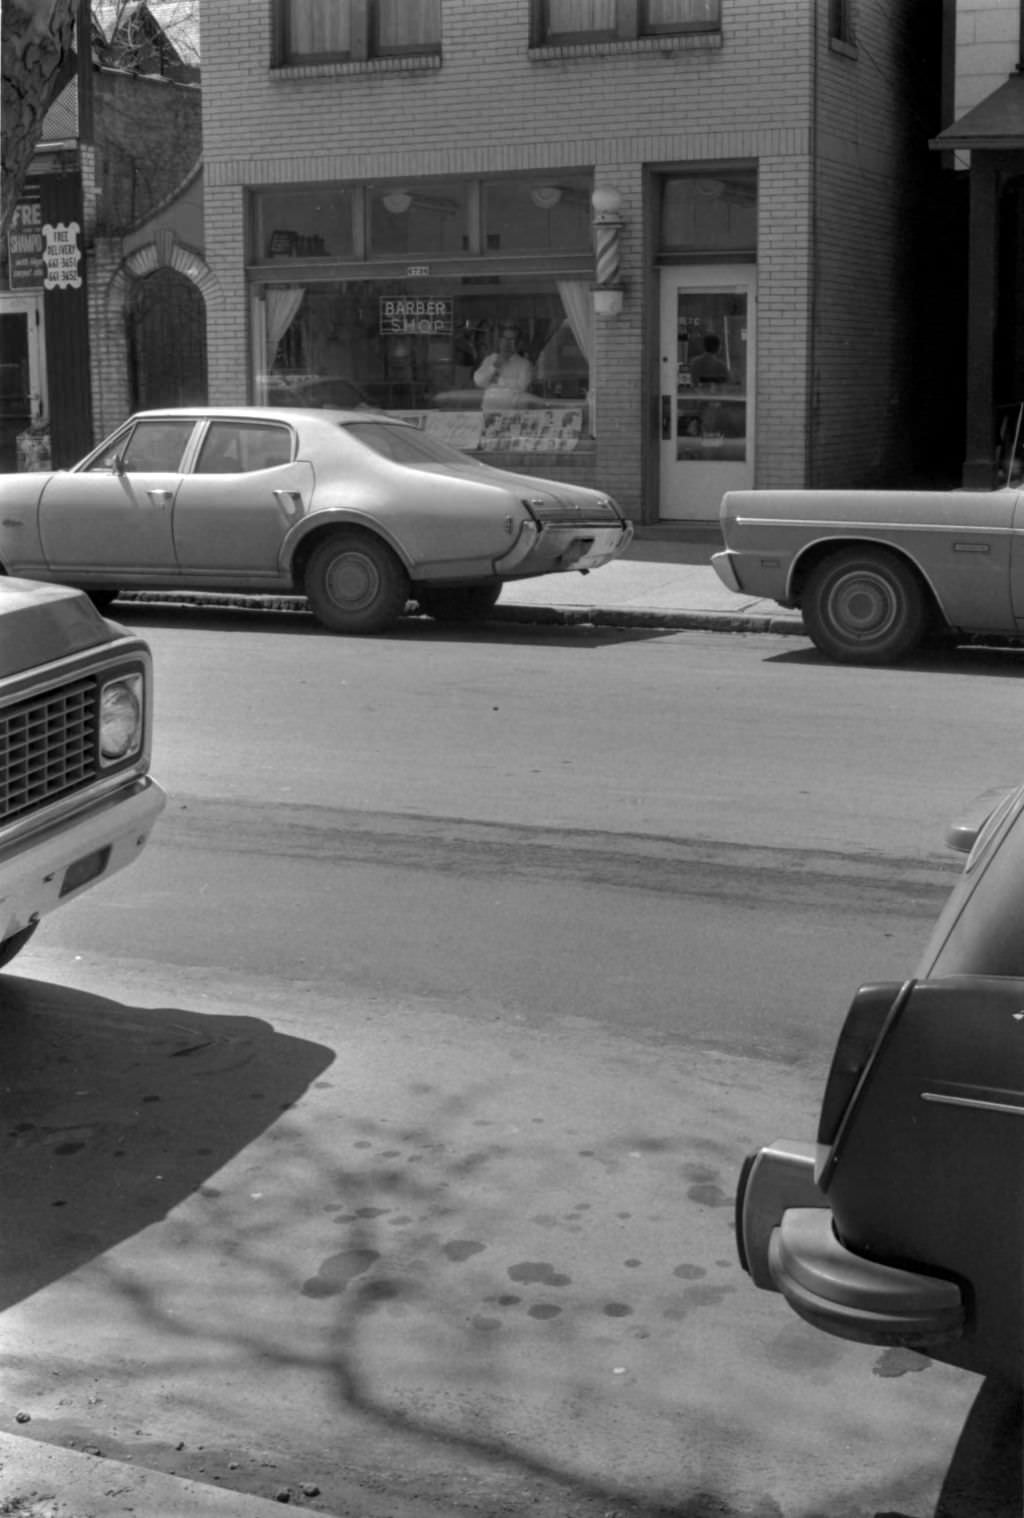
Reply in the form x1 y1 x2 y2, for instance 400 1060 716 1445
711 472 1024 664
736 783 1024 1382
0 407 633 634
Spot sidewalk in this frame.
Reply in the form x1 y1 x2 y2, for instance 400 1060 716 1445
0 1430 323 1516
493 528 805 635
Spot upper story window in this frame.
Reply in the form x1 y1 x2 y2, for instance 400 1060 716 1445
532 0 720 45
829 0 856 49
275 0 442 65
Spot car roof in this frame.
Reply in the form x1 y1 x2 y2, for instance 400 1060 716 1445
129 406 390 425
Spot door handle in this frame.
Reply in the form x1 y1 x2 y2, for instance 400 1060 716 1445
147 489 172 506
661 395 672 441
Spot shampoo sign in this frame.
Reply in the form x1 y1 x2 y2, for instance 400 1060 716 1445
380 296 452 336
42 221 83 290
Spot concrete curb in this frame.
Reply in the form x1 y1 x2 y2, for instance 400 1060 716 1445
0 1431 323 1516
113 590 808 637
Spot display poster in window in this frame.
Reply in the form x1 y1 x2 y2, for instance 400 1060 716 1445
379 297 453 336
675 292 747 461
478 407 583 453
8 187 44 289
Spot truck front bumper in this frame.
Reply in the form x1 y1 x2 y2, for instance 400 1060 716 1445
0 776 166 944
737 1141 965 1349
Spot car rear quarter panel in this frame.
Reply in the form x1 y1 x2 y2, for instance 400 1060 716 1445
721 489 1020 632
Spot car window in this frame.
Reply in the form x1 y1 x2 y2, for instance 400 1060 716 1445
195 421 293 474
115 419 195 473
345 420 473 468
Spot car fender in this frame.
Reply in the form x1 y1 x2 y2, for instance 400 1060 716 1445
786 532 975 630
278 508 415 580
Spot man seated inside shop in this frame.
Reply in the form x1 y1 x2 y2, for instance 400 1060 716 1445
688 333 732 386
473 323 536 412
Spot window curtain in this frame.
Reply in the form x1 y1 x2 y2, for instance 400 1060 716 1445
557 279 595 432
546 0 615 33
286 0 351 56
266 287 306 367
377 0 441 49
645 0 720 25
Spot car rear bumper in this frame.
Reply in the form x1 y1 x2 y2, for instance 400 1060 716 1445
495 520 633 576
710 548 741 593
737 1141 965 1349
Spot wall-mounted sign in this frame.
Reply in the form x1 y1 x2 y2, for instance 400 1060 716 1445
379 296 452 336
42 221 82 290
8 190 44 289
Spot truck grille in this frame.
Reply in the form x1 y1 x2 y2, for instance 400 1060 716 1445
1 678 98 825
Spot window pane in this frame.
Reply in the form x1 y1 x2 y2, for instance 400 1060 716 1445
660 171 757 254
121 419 195 472
642 0 720 32
254 188 354 259
283 0 352 60
196 422 293 473
483 177 592 254
376 0 440 52
545 0 616 37
368 180 469 256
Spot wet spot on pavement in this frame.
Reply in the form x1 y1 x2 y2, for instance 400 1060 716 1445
624 1259 642 1268
603 1303 633 1317
687 1181 732 1207
508 1261 572 1287
872 1347 932 1378
662 1283 735 1320
53 1142 85 1156
443 1239 486 1262
673 1264 706 1280
301 1247 380 1298
528 1304 562 1320
472 1315 502 1331
530 1214 560 1228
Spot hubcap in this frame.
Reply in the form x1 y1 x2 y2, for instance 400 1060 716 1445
828 572 896 641
325 551 379 611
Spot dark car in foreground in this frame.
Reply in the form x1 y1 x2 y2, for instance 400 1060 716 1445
736 783 1024 1382
0 407 633 635
0 577 165 969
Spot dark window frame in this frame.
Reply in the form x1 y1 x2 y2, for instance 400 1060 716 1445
530 0 721 47
273 0 442 67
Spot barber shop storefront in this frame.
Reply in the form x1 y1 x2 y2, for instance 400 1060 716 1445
250 171 597 480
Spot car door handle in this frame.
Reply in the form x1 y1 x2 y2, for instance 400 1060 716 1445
147 489 172 506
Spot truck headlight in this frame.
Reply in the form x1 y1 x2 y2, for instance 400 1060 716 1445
99 674 144 763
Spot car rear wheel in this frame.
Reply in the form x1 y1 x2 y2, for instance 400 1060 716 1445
303 532 410 635
0 923 37 970
415 584 502 623
803 548 927 664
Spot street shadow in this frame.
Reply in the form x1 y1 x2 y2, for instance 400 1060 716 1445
111 598 679 648
0 973 334 1311
875 1376 1021 1518
765 641 1024 677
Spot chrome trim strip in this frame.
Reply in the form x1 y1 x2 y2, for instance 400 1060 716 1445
921 1092 1024 1116
732 517 1017 536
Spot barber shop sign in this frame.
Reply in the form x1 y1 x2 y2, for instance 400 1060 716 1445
41 221 83 290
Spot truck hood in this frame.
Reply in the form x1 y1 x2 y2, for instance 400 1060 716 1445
0 578 117 679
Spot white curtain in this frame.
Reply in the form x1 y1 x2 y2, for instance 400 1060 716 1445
266 286 306 368
286 0 351 55
546 0 615 31
378 0 441 49
557 279 595 434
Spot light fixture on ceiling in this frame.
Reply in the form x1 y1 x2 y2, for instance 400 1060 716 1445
529 184 563 210
381 189 413 215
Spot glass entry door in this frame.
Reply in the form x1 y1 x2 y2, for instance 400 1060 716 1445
658 266 754 520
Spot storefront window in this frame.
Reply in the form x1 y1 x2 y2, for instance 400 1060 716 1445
260 277 593 457
483 177 592 253
661 169 757 255
367 180 469 257
256 188 354 260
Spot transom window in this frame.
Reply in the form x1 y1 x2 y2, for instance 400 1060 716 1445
275 0 441 65
533 0 720 45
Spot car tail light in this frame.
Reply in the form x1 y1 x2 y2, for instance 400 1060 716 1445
816 981 911 1169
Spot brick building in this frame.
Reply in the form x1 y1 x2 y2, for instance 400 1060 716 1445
196 0 946 524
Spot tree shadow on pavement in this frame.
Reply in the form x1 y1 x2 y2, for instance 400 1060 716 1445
0 973 334 1310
